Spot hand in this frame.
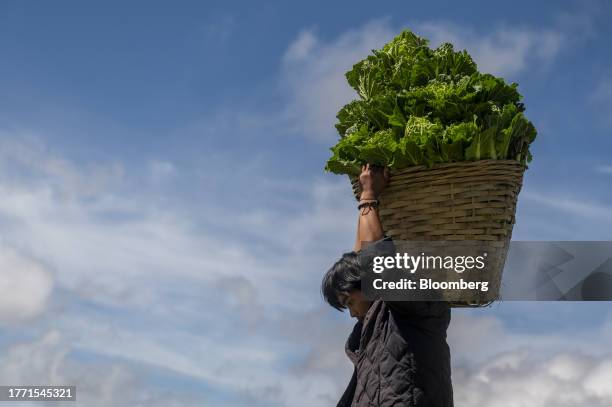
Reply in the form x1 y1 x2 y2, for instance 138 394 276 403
359 164 389 200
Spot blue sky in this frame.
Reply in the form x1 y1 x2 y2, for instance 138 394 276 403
1 1 612 406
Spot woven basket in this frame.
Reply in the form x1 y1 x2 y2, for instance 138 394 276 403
351 159 526 307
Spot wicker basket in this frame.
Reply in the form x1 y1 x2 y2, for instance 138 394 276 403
351 159 526 306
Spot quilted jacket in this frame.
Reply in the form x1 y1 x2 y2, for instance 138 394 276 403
337 299 453 407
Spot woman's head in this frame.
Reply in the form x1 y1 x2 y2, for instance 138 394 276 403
321 252 372 320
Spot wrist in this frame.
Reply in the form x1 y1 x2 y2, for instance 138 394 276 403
360 191 378 201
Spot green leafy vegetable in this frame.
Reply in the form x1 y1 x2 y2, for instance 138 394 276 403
325 29 537 174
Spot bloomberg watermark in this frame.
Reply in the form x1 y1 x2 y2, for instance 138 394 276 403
359 240 612 303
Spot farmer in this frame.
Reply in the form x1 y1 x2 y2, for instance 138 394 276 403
321 164 453 407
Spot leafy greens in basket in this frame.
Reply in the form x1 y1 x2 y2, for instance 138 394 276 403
325 30 537 176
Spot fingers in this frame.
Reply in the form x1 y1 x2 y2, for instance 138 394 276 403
361 164 388 172
361 163 389 177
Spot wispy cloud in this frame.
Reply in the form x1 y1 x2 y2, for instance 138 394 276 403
449 308 612 406
280 17 578 144
411 21 564 77
280 19 395 143
595 164 612 174
0 330 211 407
0 244 53 322
522 191 612 223
0 132 357 405
454 350 612 406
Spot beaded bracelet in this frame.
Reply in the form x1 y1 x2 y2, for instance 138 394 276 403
357 199 379 209
358 200 379 215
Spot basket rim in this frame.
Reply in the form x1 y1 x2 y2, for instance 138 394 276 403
350 159 527 179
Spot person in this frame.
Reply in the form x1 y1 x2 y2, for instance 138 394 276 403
321 164 453 407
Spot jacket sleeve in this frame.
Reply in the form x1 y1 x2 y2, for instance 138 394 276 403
356 235 395 268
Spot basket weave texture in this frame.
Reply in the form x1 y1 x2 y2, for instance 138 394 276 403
350 159 526 306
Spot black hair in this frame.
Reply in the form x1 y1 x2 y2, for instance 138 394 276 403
321 251 362 311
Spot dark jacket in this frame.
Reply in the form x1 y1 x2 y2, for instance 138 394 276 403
338 300 452 407
337 236 453 407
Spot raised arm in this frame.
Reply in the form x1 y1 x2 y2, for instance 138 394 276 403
354 164 389 252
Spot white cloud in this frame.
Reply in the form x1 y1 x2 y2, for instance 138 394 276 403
0 133 358 405
280 18 572 143
0 132 356 307
521 191 612 224
283 29 318 63
0 244 53 322
584 358 612 398
0 136 270 308
281 19 395 142
450 308 612 363
0 135 123 186
453 351 612 407
448 308 612 406
411 21 564 77
38 306 352 407
0 330 208 407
